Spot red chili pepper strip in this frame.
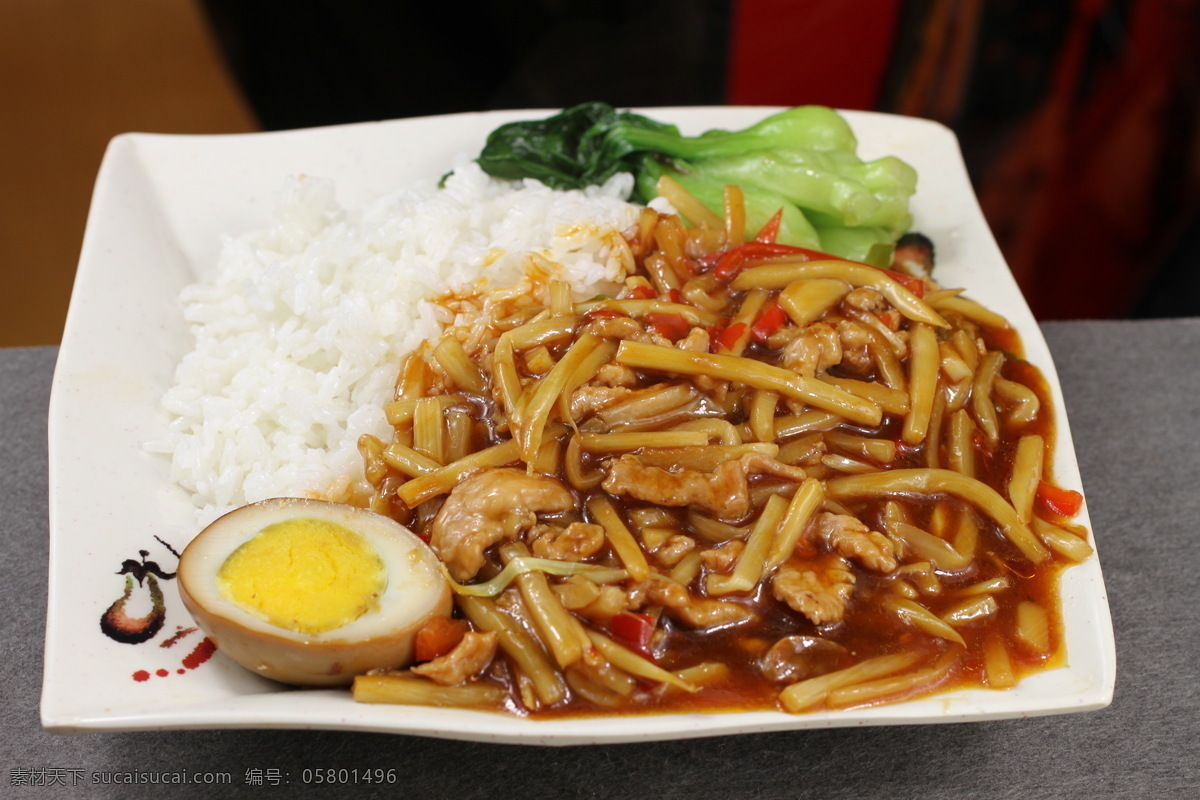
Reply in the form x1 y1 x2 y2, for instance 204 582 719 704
713 249 746 281
667 288 685 304
697 242 814 273
1036 481 1084 517
611 612 655 656
717 242 859 281
713 244 801 282
712 321 748 352
644 312 690 341
624 284 657 300
751 301 787 343
754 209 784 243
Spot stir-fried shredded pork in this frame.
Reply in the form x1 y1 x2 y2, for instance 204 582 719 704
601 453 807 521
569 385 634 419
699 541 744 571
628 578 752 629
813 512 899 573
771 558 856 625
528 521 606 562
429 468 575 581
781 322 842 378
410 632 499 686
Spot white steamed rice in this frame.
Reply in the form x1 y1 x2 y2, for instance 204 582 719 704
148 162 659 523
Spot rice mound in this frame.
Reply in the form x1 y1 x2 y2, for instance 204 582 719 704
149 162 649 523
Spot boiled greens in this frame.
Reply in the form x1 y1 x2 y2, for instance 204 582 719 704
472 102 917 259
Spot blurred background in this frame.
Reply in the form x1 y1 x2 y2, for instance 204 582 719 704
4 0 1199 346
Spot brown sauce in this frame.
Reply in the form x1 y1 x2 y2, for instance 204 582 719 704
360 215 1088 718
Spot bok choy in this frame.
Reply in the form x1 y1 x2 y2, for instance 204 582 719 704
471 102 917 259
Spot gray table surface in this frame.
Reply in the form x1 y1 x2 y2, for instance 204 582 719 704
3 319 1198 799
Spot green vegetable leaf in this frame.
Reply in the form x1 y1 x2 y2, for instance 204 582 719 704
475 102 677 190
634 156 823 250
609 105 859 161
690 148 916 230
470 102 918 256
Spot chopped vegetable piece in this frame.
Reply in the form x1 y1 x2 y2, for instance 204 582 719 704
645 312 690 341
713 249 746 281
443 556 610 598
624 284 658 300
713 321 748 352
751 301 787 342
414 615 469 662
611 612 655 655
1036 481 1084 517
755 208 784 243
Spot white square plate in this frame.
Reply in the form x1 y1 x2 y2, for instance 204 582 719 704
43 108 1115 744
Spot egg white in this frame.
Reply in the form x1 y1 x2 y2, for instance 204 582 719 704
178 497 452 686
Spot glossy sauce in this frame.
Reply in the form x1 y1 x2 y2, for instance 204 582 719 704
366 222 1085 717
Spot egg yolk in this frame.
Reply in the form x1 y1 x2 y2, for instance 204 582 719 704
216 517 386 635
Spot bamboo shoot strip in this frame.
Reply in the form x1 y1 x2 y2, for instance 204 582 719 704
731 261 948 327
397 440 520 507
381 441 441 478
766 477 825 569
458 595 567 707
353 674 507 707
586 495 651 581
901 323 939 445
499 542 589 668
615 340 881 426
825 468 1049 562
586 630 699 693
432 337 487 394
780 651 924 712
827 649 958 707
577 431 709 453
708 494 787 594
519 333 609 462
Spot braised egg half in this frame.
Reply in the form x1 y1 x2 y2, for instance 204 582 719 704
177 497 452 686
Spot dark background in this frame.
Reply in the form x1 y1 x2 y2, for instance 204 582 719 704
5 0 1196 347
200 0 1200 321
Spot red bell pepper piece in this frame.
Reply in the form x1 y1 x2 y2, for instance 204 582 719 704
645 312 690 341
754 209 784 243
712 321 747 352
713 249 747 281
624 284 657 300
414 615 469 662
712 241 855 282
751 301 787 343
611 612 655 656
1036 481 1084 517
